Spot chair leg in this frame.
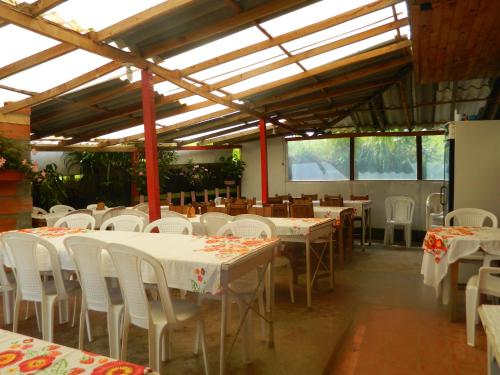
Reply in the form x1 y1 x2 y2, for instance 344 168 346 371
149 328 161 373
78 305 86 350
86 312 92 342
34 302 42 332
466 287 480 346
121 316 130 361
24 300 30 321
41 299 55 342
161 328 171 362
107 309 121 359
197 320 210 375
384 224 390 246
405 224 412 248
12 291 21 333
71 295 77 327
258 291 266 340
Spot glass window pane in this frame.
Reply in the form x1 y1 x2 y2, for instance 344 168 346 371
422 135 445 180
287 138 350 181
355 136 416 180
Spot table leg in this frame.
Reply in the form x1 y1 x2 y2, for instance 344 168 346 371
2 291 13 325
329 229 334 291
368 207 372 246
361 209 366 251
448 261 460 322
219 292 227 375
306 237 312 310
338 224 345 269
268 256 275 347
348 217 353 262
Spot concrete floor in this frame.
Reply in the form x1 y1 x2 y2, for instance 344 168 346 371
2 243 487 374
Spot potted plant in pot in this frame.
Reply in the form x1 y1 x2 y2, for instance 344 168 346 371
219 155 245 186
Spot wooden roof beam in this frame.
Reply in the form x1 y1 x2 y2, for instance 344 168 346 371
0 0 66 28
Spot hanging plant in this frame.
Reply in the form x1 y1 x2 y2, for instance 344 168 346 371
0 134 37 178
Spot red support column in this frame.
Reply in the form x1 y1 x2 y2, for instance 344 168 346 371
130 149 139 205
259 117 269 204
141 69 161 222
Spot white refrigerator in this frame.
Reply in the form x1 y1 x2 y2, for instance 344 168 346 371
443 120 500 220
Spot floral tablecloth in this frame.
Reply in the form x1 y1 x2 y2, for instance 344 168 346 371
1 228 279 295
0 329 150 374
343 200 372 217
313 207 352 225
421 226 500 295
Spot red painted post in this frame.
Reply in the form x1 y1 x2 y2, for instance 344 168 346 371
141 69 161 222
130 149 139 205
259 117 269 204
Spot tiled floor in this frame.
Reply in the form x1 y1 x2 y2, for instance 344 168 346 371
1 243 488 374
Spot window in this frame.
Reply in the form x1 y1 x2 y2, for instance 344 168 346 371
422 135 445 180
355 136 416 180
287 138 349 181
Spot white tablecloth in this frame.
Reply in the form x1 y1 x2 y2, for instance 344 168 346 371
1 227 278 295
421 227 500 295
313 206 351 222
343 200 372 217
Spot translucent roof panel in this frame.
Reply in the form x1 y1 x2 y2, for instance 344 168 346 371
175 123 247 142
157 104 229 127
43 0 166 32
161 26 267 70
395 1 409 20
0 50 112 92
260 0 375 37
300 30 398 70
222 64 303 94
0 25 60 68
98 124 151 140
205 126 259 142
282 7 395 54
154 80 182 96
0 88 29 105
191 47 285 84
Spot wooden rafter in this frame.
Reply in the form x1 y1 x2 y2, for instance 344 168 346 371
0 0 66 28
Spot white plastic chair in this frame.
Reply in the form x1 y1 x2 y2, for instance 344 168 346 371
54 213 96 230
32 206 47 216
99 206 126 225
0 245 16 326
49 204 75 214
1 232 80 342
161 210 187 219
200 212 233 236
119 209 149 226
445 208 498 228
134 202 149 214
144 217 193 234
466 255 500 347
384 196 415 248
86 204 108 210
234 214 294 303
425 193 444 229
64 236 123 358
106 243 209 374
101 215 144 232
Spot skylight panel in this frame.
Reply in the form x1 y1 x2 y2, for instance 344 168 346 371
222 65 303 94
157 104 229 127
204 126 260 142
0 87 29 104
282 8 394 54
175 123 247 142
190 47 285 83
162 27 267 70
43 0 166 32
98 124 154 140
0 25 59 67
0 50 112 93
399 25 411 39
395 1 409 20
299 30 398 70
179 96 206 106
154 81 182 96
260 0 375 37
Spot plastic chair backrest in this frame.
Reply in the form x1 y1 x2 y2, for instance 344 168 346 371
144 217 193 234
32 206 47 216
1 232 67 301
64 236 111 312
86 204 98 210
54 213 96 229
67 209 93 216
426 193 443 214
134 203 149 214
385 196 415 223
161 210 187 219
0 244 13 288
100 215 144 232
50 204 75 214
106 243 176 329
119 209 149 225
100 207 126 224
200 212 233 235
445 208 498 227
233 214 277 237
218 218 272 239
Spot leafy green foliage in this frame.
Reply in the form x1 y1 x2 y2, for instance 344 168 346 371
0 134 35 175
31 163 67 209
219 155 246 182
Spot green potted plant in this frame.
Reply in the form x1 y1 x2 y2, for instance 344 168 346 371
219 155 245 186
0 134 36 180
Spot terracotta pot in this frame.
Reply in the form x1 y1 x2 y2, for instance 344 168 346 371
0 170 24 181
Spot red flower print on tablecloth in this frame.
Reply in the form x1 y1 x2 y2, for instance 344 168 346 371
198 237 270 259
0 350 24 368
16 227 88 238
18 355 54 372
192 267 207 292
91 360 145 375
80 354 95 364
68 368 86 375
423 226 480 263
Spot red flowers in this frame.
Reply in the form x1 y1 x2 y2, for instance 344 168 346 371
18 355 54 372
91 360 145 375
68 368 86 375
80 355 95 364
0 350 24 368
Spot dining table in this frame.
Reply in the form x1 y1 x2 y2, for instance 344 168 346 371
0 328 155 374
421 226 500 321
1 227 279 375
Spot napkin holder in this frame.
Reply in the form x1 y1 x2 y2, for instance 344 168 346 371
186 206 196 218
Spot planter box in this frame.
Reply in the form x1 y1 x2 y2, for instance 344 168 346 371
0 170 24 181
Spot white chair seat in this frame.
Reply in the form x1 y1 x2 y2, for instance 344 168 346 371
150 299 201 324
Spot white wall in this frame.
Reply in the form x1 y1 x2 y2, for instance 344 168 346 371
241 137 442 231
